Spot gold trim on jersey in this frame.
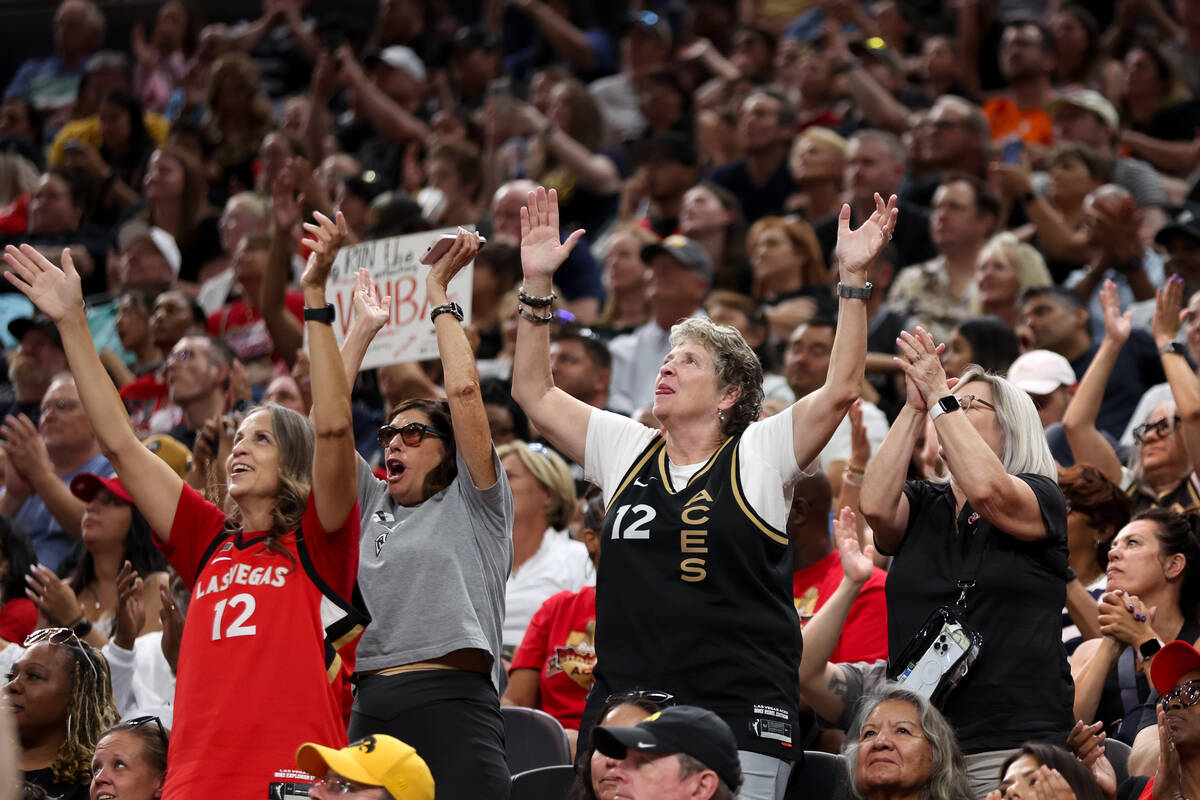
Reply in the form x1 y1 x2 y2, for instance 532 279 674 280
607 436 667 512
327 653 342 682
656 436 735 494
730 442 789 546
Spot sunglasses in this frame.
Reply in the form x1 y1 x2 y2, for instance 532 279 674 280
376 422 450 448
959 394 996 413
1133 415 1182 444
128 715 169 748
23 628 99 681
1161 680 1200 710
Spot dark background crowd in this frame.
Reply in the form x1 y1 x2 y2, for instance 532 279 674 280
4 0 1200 797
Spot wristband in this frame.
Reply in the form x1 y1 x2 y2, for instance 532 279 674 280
303 304 336 324
429 302 464 323
1160 340 1187 357
1020 190 1036 205
518 287 557 308
517 305 554 324
836 282 872 300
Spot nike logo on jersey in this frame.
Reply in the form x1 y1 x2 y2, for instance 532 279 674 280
633 476 655 487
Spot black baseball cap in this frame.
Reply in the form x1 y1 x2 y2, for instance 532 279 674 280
593 705 742 790
8 313 62 348
1155 204 1200 246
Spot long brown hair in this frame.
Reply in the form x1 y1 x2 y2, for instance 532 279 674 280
146 144 211 243
745 216 827 299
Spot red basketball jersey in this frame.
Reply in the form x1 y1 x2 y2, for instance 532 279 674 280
157 483 364 798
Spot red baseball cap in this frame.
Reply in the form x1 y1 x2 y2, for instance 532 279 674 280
69 473 133 504
1150 640 1200 694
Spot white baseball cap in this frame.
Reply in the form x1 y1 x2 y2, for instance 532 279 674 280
1008 349 1077 395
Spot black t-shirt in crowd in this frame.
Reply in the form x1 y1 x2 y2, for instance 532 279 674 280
1070 330 1166 441
883 473 1074 751
709 157 797 224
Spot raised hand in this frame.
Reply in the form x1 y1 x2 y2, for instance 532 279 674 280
520 186 585 281
1153 273 1186 348
834 193 899 280
428 228 482 291
26 564 83 628
159 581 184 676
1153 705 1183 800
1099 278 1132 347
113 561 145 650
847 398 871 471
833 506 876 584
352 268 391 332
1068 720 1117 800
3 245 84 323
299 210 349 290
894 327 951 410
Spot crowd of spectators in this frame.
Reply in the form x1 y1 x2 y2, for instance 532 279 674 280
4 0 1200 798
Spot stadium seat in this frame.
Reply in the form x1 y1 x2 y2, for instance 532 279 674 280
510 764 577 800
501 706 572 773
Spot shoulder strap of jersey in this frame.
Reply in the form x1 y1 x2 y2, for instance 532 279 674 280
728 440 789 546
606 434 666 513
295 524 372 682
195 526 237 576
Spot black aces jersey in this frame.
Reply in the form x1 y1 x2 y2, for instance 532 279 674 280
594 434 803 759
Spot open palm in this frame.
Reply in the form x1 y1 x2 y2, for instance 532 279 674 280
834 193 899 279
520 186 585 280
353 268 391 329
1100 279 1131 345
3 245 82 323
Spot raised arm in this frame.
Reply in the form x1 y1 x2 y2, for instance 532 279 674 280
427 231 495 488
1152 275 1200 468
510 187 590 466
797 507 878 723
790 194 898 469
1062 280 1126 485
299 212 358 531
2 246 182 539
263 171 304 367
339 269 390 388
860 389 925 553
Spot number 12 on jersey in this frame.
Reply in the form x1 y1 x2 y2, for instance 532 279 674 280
611 504 656 539
211 593 257 640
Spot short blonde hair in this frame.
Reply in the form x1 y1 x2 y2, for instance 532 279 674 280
496 441 578 529
971 232 1052 314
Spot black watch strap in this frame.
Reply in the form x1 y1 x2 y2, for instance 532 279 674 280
1160 340 1188 357
303 303 336 324
430 301 464 323
1139 638 1163 660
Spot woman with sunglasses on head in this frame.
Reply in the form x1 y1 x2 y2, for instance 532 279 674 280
861 328 1073 796
1063 278 1200 517
512 185 898 800
567 689 674 800
25 474 170 651
337 231 514 799
1 209 363 798
1069 508 1200 742
6 629 118 800
90 716 168 800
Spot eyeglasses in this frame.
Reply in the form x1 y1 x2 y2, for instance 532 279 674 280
1133 416 1182 444
164 348 202 368
317 771 377 795
1162 680 1200 710
128 715 169 748
39 398 81 416
23 627 99 681
376 422 450 448
959 394 996 413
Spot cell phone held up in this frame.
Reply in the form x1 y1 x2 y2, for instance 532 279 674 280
419 229 486 266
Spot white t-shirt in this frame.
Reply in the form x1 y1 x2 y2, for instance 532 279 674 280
583 406 809 533
503 527 595 649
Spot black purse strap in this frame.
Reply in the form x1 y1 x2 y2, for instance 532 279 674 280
953 503 990 611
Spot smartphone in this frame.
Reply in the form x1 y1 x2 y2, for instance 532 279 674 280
1001 139 1024 165
419 229 486 265
896 622 970 700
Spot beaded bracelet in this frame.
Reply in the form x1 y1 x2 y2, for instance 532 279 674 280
517 305 554 324
518 287 556 308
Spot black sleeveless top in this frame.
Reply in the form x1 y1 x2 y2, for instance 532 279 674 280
592 434 803 760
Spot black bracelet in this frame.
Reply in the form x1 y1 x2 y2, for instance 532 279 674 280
517 304 554 324
518 287 556 307
430 302 464 323
73 618 93 638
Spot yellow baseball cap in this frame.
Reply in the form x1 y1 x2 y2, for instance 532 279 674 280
296 735 434 800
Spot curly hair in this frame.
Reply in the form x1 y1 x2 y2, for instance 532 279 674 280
669 317 764 437
843 684 972 800
1057 464 1132 570
50 639 119 785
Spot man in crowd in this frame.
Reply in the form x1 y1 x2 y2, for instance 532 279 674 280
900 96 991 208
550 326 611 411
711 87 797 223
0 373 111 569
887 174 999 343
608 235 712 415
297 734 434 800
162 334 236 451
981 20 1057 145
2 314 67 424
593 705 744 800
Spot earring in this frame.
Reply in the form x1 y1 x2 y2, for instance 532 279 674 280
717 408 726 423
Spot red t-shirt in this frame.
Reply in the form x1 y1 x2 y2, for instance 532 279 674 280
156 483 362 798
206 290 305 363
793 550 889 663
510 586 597 730
0 598 37 643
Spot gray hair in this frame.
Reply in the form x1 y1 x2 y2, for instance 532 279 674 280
843 685 972 800
677 753 741 798
955 364 1057 479
934 95 991 155
669 317 764 437
849 129 908 171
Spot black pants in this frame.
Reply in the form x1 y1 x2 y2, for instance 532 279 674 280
349 670 510 800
